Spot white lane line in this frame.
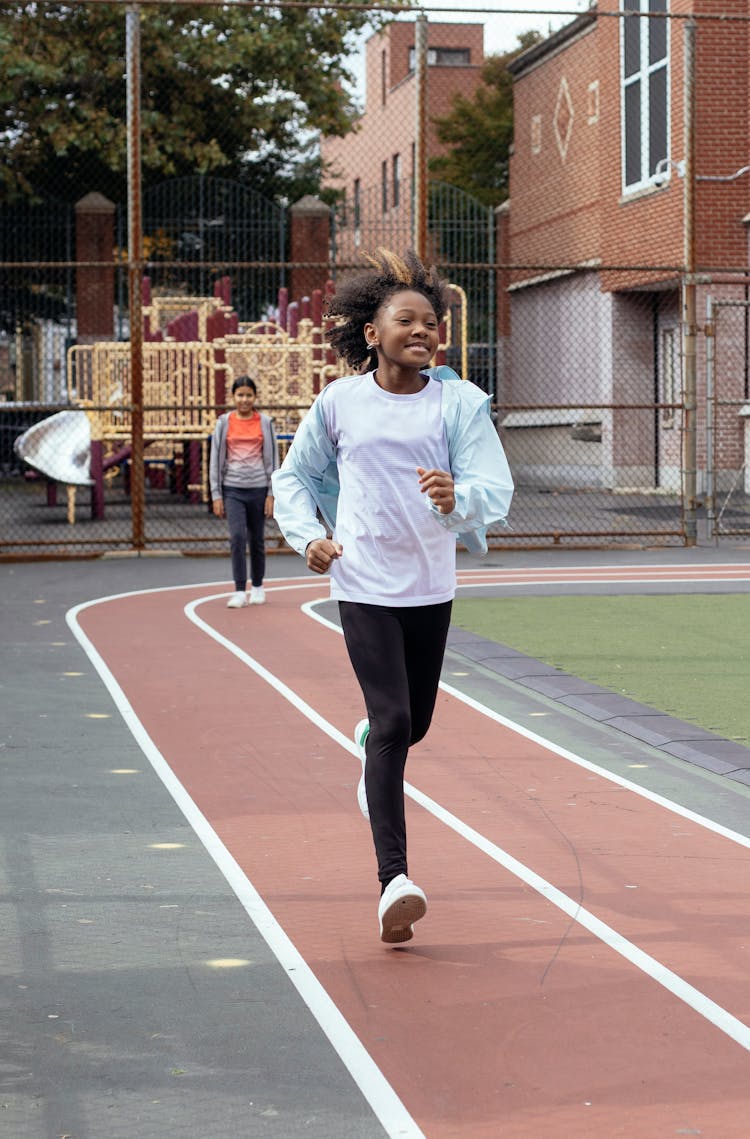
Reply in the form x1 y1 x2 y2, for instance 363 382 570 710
66 575 750 1082
460 562 750 574
187 592 750 1055
66 595 424 1139
301 600 750 851
455 573 750 586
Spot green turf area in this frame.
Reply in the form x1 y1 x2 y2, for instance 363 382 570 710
451 594 749 744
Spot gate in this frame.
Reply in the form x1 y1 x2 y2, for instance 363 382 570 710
705 294 750 538
116 175 286 333
0 193 74 403
428 182 496 396
331 178 496 395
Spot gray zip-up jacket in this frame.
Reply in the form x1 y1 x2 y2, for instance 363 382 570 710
209 411 279 501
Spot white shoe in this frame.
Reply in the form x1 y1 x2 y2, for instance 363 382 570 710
249 586 266 605
354 718 369 820
378 874 427 944
227 591 248 608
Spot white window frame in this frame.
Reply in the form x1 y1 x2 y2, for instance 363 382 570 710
408 46 471 70
620 0 670 193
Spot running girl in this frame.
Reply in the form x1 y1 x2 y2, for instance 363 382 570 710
272 249 513 943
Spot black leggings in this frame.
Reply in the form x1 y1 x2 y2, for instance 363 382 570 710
224 485 267 590
339 599 452 887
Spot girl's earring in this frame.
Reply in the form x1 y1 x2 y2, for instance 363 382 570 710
366 341 378 353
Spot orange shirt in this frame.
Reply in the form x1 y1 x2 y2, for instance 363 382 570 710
225 412 265 486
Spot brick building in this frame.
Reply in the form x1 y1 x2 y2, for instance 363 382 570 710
321 20 486 259
504 0 750 494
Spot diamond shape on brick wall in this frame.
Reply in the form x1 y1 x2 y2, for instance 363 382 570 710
554 76 574 161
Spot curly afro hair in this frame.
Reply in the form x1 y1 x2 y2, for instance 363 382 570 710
326 248 451 370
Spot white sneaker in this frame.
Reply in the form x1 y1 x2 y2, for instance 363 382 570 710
249 586 266 605
227 591 248 608
354 718 370 820
378 874 427 944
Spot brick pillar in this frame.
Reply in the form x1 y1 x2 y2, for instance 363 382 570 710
75 192 115 345
289 196 331 302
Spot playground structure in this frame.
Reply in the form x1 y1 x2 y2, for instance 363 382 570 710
16 276 465 522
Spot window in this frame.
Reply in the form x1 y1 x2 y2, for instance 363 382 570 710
408 46 470 70
381 49 387 106
621 0 669 191
381 160 388 214
392 154 401 209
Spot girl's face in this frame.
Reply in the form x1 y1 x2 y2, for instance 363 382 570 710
232 384 257 416
365 289 440 370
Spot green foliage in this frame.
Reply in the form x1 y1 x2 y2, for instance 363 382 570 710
429 31 542 207
0 1 396 205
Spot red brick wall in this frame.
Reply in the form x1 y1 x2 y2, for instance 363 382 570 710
692 0 750 272
508 17 603 282
322 21 485 203
509 1 750 289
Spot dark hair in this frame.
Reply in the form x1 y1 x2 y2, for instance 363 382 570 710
326 248 451 370
231 375 257 394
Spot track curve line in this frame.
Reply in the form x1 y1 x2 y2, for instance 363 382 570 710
68 573 750 1139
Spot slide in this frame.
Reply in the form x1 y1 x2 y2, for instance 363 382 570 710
14 411 133 486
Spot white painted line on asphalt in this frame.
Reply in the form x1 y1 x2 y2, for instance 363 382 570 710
66 594 424 1139
66 571 750 1112
294 597 750 1053
301 599 750 851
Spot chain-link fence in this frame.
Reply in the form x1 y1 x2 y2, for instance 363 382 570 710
705 291 750 538
3 2 749 557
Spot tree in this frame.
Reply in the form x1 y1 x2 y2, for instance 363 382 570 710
0 2 398 205
429 31 542 207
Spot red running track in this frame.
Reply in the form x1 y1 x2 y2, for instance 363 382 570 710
71 566 750 1138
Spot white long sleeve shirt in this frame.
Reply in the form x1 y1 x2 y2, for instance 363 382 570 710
272 366 514 605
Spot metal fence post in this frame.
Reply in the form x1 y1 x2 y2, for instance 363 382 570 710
126 2 145 551
681 18 697 546
413 12 428 260
704 293 715 541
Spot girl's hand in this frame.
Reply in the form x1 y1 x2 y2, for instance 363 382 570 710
212 499 225 519
264 494 274 519
306 538 343 574
417 467 455 515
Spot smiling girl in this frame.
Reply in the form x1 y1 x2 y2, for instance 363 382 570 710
272 249 513 943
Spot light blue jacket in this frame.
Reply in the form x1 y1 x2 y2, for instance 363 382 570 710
271 366 513 558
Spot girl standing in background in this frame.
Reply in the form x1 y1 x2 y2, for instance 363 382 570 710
210 375 279 608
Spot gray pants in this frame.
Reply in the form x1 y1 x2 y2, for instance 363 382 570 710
224 485 267 590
